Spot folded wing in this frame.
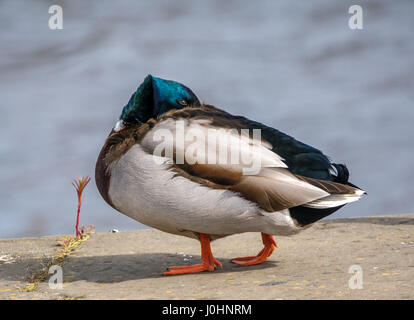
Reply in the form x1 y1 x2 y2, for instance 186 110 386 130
140 108 365 213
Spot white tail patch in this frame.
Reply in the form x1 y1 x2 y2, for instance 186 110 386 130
304 189 365 209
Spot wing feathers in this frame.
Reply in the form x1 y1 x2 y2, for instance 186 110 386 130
139 109 364 212
230 170 329 211
294 175 365 209
294 175 359 195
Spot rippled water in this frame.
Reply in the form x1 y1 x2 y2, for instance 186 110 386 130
1 0 413 238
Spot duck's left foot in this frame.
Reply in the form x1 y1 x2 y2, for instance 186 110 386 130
163 233 222 276
231 233 277 266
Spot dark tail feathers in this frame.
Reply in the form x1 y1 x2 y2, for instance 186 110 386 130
331 163 349 184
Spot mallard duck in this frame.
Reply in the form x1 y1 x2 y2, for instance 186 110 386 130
95 75 365 275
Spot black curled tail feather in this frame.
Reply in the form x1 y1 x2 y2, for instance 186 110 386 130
331 163 349 184
331 163 364 192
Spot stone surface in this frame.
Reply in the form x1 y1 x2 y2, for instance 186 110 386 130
0 215 413 300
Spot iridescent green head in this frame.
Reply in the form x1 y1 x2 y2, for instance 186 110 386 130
115 75 200 131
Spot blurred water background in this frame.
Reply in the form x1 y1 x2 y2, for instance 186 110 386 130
0 0 413 238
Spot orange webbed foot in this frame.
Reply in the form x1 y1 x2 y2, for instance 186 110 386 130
163 233 222 276
231 233 277 266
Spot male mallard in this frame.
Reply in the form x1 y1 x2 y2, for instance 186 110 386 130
95 75 365 275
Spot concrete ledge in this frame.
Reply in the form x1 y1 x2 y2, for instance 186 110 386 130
0 214 413 300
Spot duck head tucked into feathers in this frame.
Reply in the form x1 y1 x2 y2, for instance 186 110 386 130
96 75 365 276
117 75 201 129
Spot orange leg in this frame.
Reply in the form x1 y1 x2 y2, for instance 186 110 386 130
163 233 222 276
231 233 277 266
